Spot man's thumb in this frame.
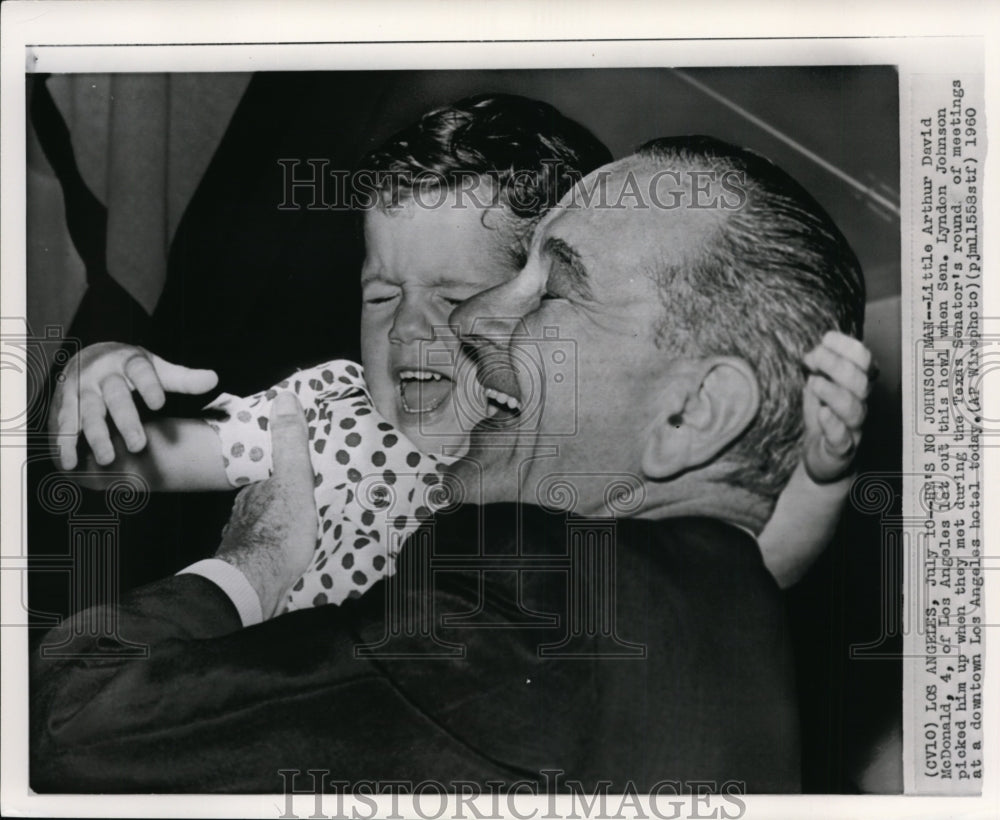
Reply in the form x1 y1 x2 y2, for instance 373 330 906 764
269 392 313 486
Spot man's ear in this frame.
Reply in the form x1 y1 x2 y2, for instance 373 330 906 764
641 357 760 480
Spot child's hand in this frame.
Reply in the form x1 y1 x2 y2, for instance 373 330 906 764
48 342 218 471
800 331 875 484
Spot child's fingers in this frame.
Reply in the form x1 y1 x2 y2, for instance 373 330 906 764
124 353 167 410
807 375 866 430
149 353 219 396
79 390 116 466
54 393 80 471
803 345 870 400
48 376 67 437
102 373 147 452
817 405 854 457
58 437 78 471
821 330 872 372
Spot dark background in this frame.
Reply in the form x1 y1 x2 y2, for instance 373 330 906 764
25 67 902 792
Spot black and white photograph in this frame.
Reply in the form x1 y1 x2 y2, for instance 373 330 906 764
1 3 994 818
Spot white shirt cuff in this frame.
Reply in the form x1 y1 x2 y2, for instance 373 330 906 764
177 558 264 627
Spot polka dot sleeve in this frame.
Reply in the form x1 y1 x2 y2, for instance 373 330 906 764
202 363 367 489
200 359 453 613
202 391 274 487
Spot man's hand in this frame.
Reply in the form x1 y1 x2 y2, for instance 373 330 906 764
800 331 875 484
214 392 316 619
49 342 219 470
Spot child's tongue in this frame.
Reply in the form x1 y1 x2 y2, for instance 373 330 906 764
400 378 452 413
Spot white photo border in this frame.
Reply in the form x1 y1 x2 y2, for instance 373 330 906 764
2 2 997 818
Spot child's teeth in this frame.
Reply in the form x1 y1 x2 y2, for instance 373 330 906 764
399 370 443 381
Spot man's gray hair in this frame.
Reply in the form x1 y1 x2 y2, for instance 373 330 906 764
636 136 866 500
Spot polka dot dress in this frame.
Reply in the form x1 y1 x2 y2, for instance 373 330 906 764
203 360 450 613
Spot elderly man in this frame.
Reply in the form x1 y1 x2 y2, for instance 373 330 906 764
31 136 864 793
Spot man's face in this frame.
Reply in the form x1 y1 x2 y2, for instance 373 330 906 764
451 160 728 506
360 185 520 456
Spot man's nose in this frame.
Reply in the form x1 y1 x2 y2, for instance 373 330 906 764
450 277 539 348
388 293 435 345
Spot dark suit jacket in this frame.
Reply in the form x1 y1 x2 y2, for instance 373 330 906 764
31 504 800 793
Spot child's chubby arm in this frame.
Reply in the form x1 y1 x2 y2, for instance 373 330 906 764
48 342 230 491
759 331 875 588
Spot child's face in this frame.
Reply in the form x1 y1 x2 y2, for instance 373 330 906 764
360 187 521 457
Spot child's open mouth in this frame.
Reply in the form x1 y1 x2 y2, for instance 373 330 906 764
395 360 523 425
398 369 453 414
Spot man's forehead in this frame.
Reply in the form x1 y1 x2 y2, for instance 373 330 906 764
539 158 727 252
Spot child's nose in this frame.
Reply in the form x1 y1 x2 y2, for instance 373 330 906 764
388 295 433 344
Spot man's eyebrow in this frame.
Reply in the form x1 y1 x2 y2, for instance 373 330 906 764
543 236 592 295
431 277 495 289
